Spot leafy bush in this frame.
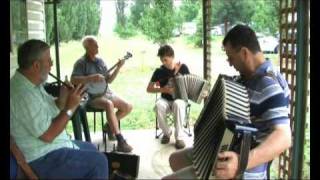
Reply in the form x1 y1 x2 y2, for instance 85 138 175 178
45 0 101 44
114 23 137 39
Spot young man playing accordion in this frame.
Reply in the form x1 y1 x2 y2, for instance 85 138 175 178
163 25 292 179
147 45 190 149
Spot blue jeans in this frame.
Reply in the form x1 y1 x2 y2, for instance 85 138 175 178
29 140 108 179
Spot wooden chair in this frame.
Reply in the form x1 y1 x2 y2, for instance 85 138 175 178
10 135 38 180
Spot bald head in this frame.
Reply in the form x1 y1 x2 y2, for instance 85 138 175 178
81 36 99 57
82 35 97 50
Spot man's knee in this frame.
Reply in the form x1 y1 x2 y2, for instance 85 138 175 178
126 102 133 113
169 151 181 171
104 100 114 111
155 100 167 112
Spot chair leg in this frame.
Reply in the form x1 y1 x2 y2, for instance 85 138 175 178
184 104 192 137
155 117 163 139
155 117 159 139
101 112 106 144
186 120 192 137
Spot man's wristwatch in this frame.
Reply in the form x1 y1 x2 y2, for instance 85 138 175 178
63 109 73 118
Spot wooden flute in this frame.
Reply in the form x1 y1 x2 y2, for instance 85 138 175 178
48 72 74 89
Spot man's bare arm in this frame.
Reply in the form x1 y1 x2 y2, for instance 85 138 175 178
71 74 104 85
246 124 292 169
146 82 173 94
106 66 120 83
214 124 291 179
39 84 85 143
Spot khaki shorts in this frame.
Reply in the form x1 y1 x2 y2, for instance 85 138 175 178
88 89 115 101
87 89 116 108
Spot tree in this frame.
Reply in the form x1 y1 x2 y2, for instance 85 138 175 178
174 0 200 35
140 0 175 45
211 0 279 36
129 0 151 29
45 5 54 44
189 5 203 47
44 0 101 44
251 1 279 36
211 0 255 34
178 0 200 22
114 0 137 38
85 1 101 35
116 0 127 27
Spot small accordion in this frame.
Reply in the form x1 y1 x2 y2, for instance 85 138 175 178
170 74 210 104
192 74 257 179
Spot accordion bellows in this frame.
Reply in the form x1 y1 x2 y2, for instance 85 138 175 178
192 74 251 179
171 74 210 104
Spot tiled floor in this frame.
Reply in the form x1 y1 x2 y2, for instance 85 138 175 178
88 129 194 179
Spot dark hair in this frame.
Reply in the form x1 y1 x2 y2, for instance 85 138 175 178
157 45 174 58
222 24 261 53
17 39 50 70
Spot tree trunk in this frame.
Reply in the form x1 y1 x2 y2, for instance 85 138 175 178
224 17 228 35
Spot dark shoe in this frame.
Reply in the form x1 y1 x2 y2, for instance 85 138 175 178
161 131 172 144
175 140 186 149
103 124 116 141
117 140 133 153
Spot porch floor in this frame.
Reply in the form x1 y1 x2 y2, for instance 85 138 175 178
85 128 194 179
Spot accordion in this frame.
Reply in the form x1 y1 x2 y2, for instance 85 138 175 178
192 74 257 179
170 74 210 104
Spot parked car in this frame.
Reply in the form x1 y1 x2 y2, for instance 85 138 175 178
181 22 197 35
257 33 279 54
172 28 182 37
211 26 223 36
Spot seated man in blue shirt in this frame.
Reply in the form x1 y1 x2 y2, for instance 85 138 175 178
71 36 133 153
163 25 292 179
10 39 108 179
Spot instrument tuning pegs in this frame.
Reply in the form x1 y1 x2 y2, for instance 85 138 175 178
126 52 133 58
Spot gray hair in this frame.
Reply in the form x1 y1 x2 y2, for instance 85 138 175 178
81 35 97 50
17 39 50 70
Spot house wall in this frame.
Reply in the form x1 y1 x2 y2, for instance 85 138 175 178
27 0 46 41
10 0 46 78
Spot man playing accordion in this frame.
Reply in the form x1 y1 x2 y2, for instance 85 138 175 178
163 25 292 179
147 45 190 149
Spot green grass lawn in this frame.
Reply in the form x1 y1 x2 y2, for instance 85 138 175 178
49 34 207 133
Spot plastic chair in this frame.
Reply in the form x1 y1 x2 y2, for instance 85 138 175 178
85 103 121 144
85 104 107 143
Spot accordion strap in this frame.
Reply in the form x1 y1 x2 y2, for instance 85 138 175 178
236 132 252 179
173 62 182 75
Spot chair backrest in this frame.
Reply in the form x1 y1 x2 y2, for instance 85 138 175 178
10 135 38 180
